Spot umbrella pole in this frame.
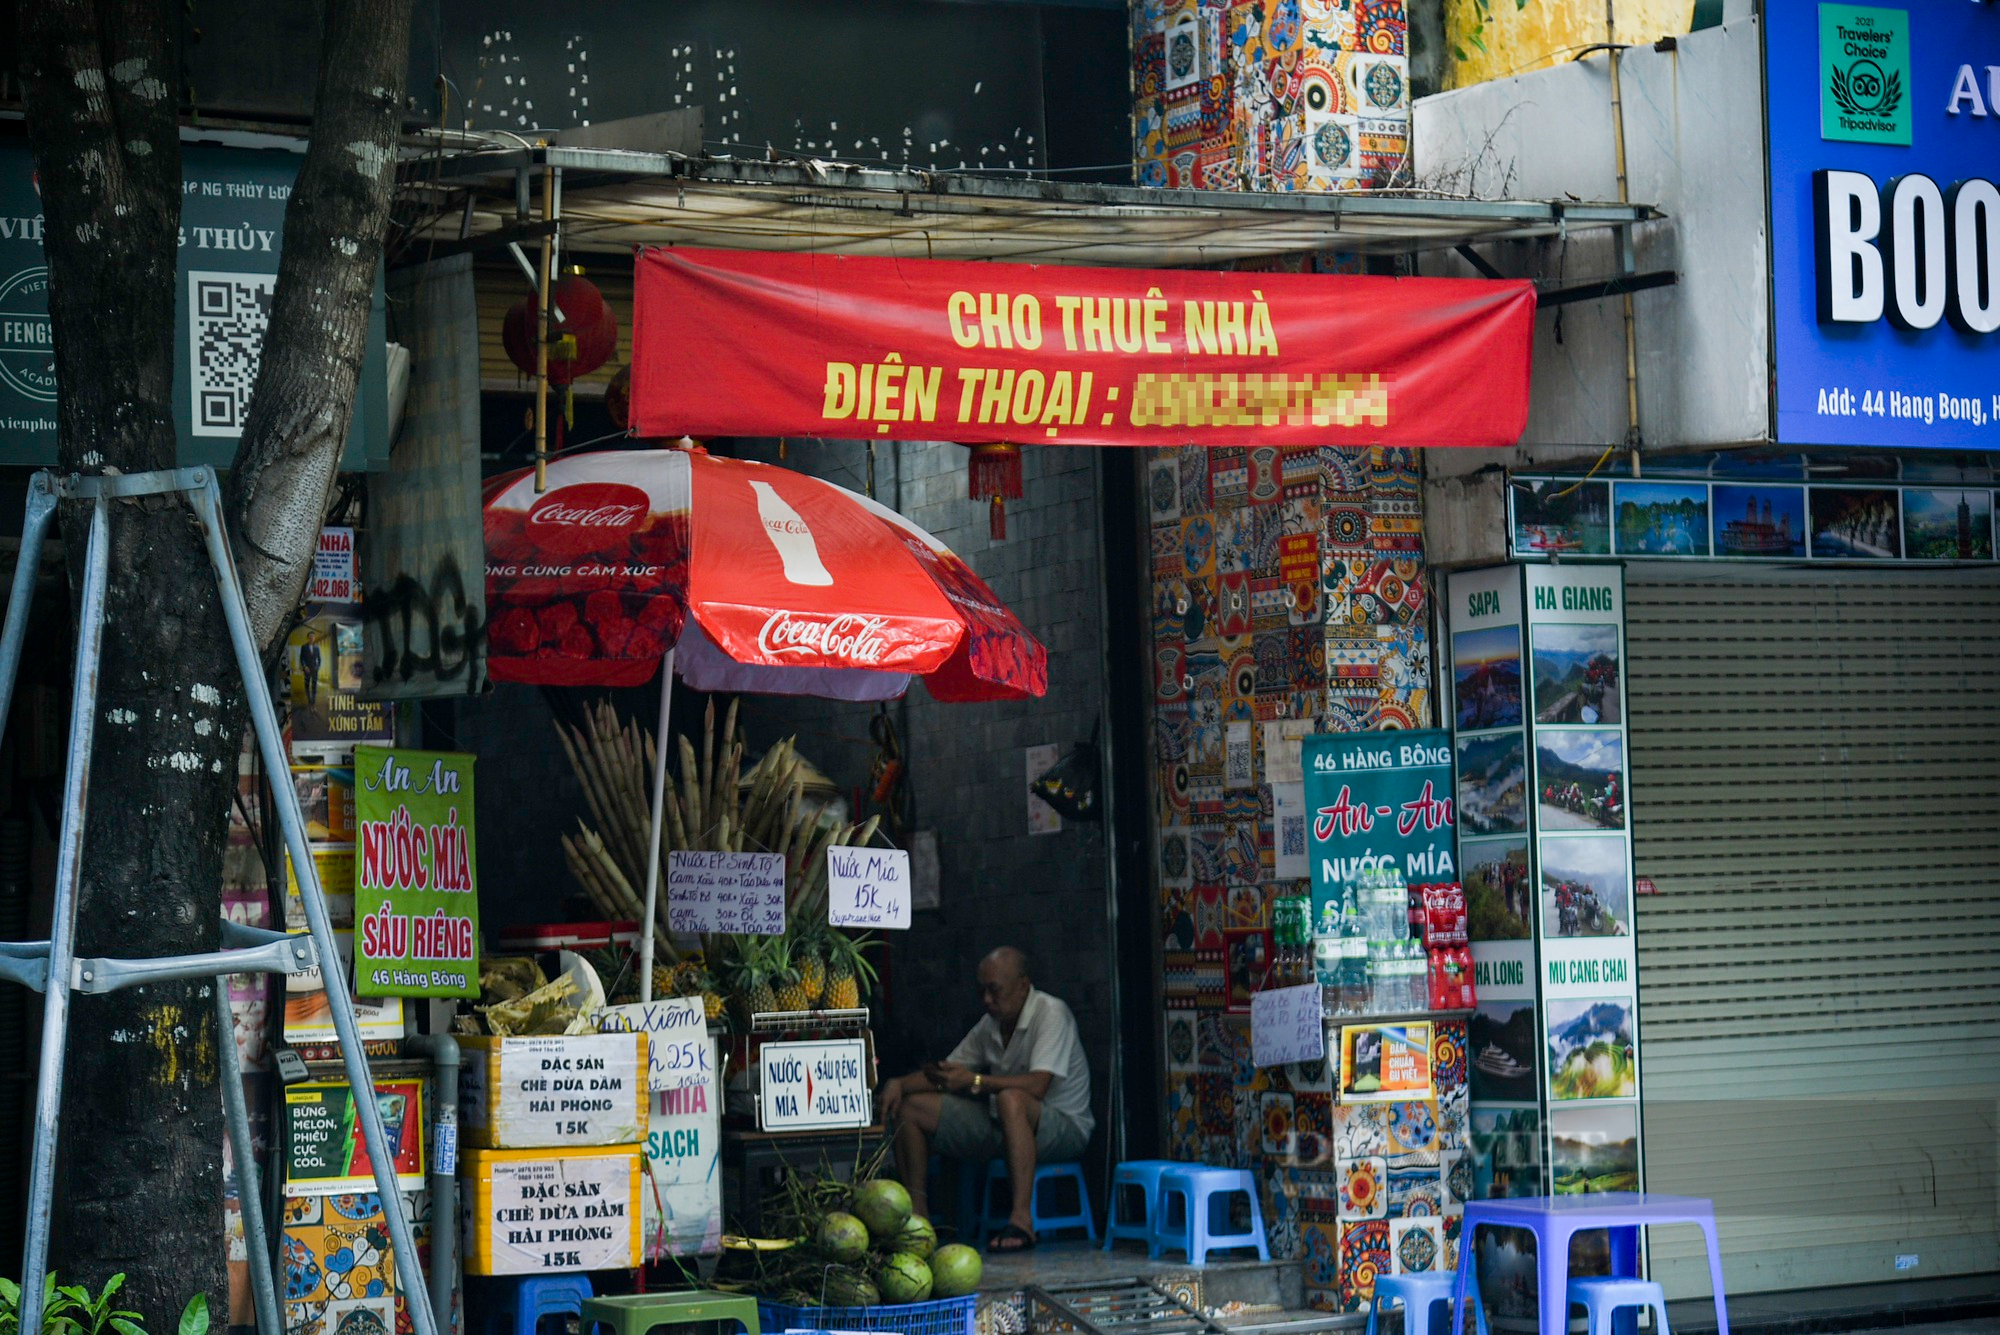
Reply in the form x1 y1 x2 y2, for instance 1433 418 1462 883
639 648 676 1003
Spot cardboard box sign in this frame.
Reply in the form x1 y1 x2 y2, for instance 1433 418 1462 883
459 1033 649 1149
459 1145 642 1275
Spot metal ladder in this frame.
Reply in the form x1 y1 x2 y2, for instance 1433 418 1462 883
1024 1278 1358 1335
0 468 439 1335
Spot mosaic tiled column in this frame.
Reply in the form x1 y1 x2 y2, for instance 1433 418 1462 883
1148 445 1461 1312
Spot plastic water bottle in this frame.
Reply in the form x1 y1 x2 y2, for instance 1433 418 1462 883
1385 865 1410 941
1314 931 1341 1019
1340 886 1366 1015
1400 940 1424 1011
1366 940 1386 1014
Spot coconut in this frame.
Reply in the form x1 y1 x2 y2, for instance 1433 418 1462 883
822 1268 880 1308
893 1214 937 1261
876 1251 933 1304
851 1178 913 1241
817 1211 870 1264
931 1243 983 1298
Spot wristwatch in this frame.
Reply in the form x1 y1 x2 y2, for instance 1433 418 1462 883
972 1073 985 1095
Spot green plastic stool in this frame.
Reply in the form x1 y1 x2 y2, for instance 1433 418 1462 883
580 1293 760 1335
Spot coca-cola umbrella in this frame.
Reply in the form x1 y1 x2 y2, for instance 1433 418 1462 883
483 446 1047 995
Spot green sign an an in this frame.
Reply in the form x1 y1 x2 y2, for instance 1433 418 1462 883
1302 730 1457 924
1819 4 1911 145
354 745 479 997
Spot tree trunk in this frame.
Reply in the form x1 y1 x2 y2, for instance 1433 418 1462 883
19 0 413 1321
20 1 237 1322
228 0 416 651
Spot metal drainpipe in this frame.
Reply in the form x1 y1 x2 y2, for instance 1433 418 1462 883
1606 0 1645 474
405 1032 461 1335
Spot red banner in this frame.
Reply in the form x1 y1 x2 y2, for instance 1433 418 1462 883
630 248 1535 448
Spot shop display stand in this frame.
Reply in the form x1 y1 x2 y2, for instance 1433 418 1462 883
0 470 438 1335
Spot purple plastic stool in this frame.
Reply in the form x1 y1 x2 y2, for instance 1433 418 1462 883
1449 1193 1727 1335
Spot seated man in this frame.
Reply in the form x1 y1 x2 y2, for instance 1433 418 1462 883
879 946 1092 1253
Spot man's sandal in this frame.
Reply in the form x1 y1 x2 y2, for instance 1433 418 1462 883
986 1223 1036 1253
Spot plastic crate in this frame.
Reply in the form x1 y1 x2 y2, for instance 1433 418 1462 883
757 1295 975 1335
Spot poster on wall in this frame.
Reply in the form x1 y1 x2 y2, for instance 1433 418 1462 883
353 746 481 998
0 141 389 469
1302 729 1457 926
282 1077 426 1195
1523 564 1642 1192
1336 1021 1434 1103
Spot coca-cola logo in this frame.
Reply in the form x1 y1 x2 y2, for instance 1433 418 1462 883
523 482 651 556
529 483 649 529
756 610 895 665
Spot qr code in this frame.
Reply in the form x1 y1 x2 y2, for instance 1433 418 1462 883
1280 813 1305 860
189 270 275 436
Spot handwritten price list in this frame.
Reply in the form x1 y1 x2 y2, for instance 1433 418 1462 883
1250 983 1326 1069
826 845 911 929
667 851 786 935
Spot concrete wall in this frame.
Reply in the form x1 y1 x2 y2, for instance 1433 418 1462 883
1413 16 1770 566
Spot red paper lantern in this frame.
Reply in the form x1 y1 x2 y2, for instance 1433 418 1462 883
604 365 633 430
501 271 618 386
962 441 1023 540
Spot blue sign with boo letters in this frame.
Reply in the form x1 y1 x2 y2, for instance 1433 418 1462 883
1770 1 2000 448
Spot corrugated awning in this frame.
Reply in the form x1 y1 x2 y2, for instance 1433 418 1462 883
399 146 1658 268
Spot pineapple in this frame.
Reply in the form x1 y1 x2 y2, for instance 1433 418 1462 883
823 930 878 1011
701 989 726 1023
793 929 828 1008
772 937 813 1014
724 937 782 1019
745 971 781 1018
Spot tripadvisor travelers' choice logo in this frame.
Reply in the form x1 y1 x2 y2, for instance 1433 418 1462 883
0 266 56 404
1819 4 1911 145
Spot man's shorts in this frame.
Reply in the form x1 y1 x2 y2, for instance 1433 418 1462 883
930 1092 1090 1163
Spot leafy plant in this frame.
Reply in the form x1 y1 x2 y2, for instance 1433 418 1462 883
1455 0 1531 64
0 1275 208 1335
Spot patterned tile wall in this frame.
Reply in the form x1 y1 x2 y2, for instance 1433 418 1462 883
1148 444 1461 1312
1132 0 1411 191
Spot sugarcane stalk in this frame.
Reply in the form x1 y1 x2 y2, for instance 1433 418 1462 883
662 783 688 856
583 708 650 881
562 832 621 921
608 728 659 876
568 722 641 881
740 740 781 833
557 721 617 840
721 738 743 837
720 699 741 826
700 698 718 833
677 734 705 844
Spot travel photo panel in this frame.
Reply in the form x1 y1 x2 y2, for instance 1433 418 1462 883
1523 564 1642 1194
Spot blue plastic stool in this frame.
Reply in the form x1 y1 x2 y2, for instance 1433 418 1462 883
979 1159 1097 1243
1366 1273 1456 1335
1103 1160 1184 1252
1569 1277 1672 1335
925 1152 984 1242
485 1274 594 1335
1152 1166 1270 1264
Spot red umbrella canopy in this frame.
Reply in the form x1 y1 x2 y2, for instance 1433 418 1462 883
483 447 1047 702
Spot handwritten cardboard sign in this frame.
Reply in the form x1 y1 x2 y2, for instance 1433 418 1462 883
598 998 713 1092
1250 983 1326 1069
667 850 785 935
825 845 911 929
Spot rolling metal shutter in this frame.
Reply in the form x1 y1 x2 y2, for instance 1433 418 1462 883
1624 563 2000 1298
